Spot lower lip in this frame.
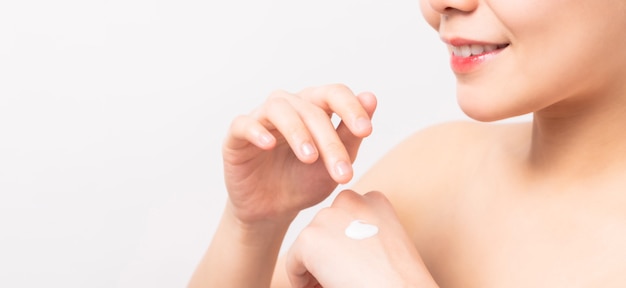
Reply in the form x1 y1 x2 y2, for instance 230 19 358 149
450 49 504 74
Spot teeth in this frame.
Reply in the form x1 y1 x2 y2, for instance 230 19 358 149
451 44 506 57
470 44 484 55
460 45 471 57
451 46 461 56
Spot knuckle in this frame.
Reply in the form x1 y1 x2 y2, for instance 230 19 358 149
302 105 330 120
326 83 352 96
363 191 395 212
267 89 289 101
263 97 291 119
297 86 315 97
364 190 386 200
332 189 362 209
265 94 288 108
303 84 352 102
364 190 391 205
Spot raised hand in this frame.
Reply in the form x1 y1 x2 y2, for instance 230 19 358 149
222 84 377 225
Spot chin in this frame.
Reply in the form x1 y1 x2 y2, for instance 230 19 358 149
460 104 507 122
456 86 528 123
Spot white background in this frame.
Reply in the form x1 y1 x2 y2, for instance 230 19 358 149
0 0 490 287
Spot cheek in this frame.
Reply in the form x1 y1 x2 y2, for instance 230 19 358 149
419 0 440 30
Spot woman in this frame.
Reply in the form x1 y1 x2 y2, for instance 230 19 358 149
190 0 626 287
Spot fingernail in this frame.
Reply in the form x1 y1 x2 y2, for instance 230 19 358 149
355 117 371 132
335 161 352 177
259 133 273 146
302 142 316 157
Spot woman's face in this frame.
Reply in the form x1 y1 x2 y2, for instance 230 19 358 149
420 0 626 121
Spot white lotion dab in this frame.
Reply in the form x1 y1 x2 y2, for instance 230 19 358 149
344 220 379 240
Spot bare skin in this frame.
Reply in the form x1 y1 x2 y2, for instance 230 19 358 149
191 93 626 288
188 86 381 288
351 120 626 287
189 0 626 286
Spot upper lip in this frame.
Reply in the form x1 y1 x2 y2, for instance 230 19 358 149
441 37 509 47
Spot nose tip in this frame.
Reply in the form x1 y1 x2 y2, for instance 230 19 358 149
428 0 478 15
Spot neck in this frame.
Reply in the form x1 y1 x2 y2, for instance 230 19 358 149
527 89 626 180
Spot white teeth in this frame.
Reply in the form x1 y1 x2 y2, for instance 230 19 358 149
460 45 471 57
451 46 461 56
451 44 507 57
470 44 484 55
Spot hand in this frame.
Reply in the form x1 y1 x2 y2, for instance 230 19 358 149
285 190 438 288
223 84 377 225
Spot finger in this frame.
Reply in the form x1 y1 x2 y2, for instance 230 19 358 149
293 90 377 183
224 114 276 152
301 84 373 137
289 97 354 183
258 94 320 164
337 92 378 161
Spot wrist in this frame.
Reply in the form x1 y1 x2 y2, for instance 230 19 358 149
223 201 295 245
196 202 294 288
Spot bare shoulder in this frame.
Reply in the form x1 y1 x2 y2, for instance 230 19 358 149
353 120 528 192
351 120 531 236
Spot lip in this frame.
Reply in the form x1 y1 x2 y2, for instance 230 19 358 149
442 37 509 74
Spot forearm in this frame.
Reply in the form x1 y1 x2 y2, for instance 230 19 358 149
188 203 292 288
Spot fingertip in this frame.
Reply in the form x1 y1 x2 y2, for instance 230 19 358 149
333 160 354 184
351 92 376 137
354 117 373 137
298 142 320 164
302 142 316 157
255 131 276 149
357 92 378 117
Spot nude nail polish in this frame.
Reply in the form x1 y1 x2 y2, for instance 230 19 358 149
302 143 316 156
259 133 273 146
335 161 351 177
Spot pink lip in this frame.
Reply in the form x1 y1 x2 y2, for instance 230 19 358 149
442 37 509 74
442 37 505 46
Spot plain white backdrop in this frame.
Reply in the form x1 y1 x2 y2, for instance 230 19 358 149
0 1 530 287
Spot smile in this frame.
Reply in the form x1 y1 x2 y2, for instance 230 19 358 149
450 43 509 57
444 39 510 74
